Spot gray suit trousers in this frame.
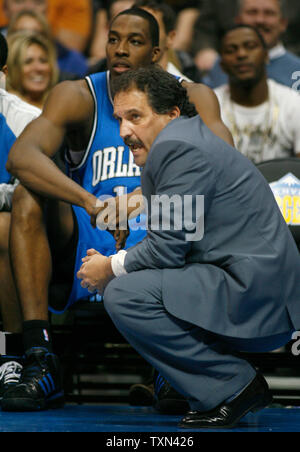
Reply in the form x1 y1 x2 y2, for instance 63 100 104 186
104 269 293 411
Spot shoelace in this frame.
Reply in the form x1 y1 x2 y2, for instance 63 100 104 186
0 361 22 386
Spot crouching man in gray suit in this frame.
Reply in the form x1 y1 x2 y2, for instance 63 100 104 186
77 65 300 429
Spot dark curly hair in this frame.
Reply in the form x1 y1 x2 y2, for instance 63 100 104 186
112 64 198 118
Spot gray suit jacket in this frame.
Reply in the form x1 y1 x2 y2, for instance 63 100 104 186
124 116 300 339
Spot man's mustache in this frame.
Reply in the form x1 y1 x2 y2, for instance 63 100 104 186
124 137 144 148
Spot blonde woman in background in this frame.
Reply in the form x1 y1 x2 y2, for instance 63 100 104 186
6 31 58 108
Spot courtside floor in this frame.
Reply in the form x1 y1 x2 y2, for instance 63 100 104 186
0 405 300 433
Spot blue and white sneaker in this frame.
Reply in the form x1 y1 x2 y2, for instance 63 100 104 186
0 360 23 402
1 347 64 411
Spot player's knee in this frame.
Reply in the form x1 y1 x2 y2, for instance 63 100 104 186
12 184 31 208
12 184 43 225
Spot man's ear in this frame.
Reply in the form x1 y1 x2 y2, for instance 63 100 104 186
152 46 162 63
169 105 181 120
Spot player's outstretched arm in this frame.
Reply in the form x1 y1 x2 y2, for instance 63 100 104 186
6 80 97 216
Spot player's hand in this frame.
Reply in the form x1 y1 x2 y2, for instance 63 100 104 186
90 196 130 251
77 249 114 295
113 227 129 251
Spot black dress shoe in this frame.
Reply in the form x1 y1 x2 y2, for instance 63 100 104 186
178 373 272 429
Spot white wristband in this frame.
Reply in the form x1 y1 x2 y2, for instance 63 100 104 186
111 250 128 277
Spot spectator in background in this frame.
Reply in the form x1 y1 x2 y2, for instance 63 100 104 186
2 1 88 79
169 1 200 54
7 9 88 79
191 0 237 72
214 25 300 164
6 31 58 108
134 0 202 82
0 0 92 54
1 0 47 28
7 9 52 37
202 0 300 89
47 0 92 54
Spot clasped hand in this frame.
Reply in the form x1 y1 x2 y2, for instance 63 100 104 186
88 189 144 251
90 203 129 252
77 249 115 295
